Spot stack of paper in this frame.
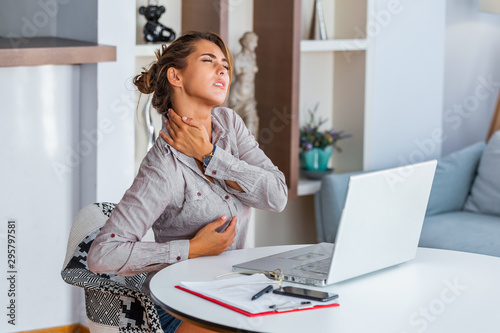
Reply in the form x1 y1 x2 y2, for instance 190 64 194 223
177 274 339 317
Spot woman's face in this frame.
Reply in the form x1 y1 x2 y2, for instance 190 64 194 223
178 39 230 107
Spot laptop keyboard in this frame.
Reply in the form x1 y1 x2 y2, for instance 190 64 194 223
297 258 331 275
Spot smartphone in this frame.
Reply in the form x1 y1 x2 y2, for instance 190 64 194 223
273 286 338 302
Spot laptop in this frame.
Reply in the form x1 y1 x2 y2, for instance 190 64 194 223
233 160 437 286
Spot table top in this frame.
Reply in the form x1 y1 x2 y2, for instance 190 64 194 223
150 245 500 333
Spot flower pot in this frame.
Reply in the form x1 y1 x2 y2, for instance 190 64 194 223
300 147 333 171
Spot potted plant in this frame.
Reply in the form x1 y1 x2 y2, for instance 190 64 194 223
299 104 350 174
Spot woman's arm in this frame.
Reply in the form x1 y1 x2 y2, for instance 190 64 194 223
87 147 237 276
205 109 288 212
160 108 288 212
87 151 186 276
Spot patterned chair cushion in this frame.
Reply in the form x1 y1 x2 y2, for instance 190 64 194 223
61 202 163 333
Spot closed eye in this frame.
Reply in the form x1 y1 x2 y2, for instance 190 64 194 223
202 59 230 71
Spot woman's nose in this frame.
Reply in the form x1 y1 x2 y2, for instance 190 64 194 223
218 64 227 75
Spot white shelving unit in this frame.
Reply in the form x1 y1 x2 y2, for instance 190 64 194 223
296 0 446 197
297 178 323 196
300 38 368 52
296 0 368 197
135 43 164 57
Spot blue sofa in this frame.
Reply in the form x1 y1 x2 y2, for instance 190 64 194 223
315 131 500 258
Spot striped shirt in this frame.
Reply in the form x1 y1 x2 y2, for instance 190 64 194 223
88 107 288 294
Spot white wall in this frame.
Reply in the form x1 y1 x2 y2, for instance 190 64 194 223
0 0 136 331
442 0 500 155
0 1 93 331
364 0 446 170
95 1 136 204
0 65 82 332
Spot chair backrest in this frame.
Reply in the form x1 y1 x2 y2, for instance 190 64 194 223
314 172 360 243
61 202 162 333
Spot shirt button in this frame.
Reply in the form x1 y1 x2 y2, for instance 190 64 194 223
197 192 201 196
212 170 217 175
225 195 230 200
176 256 181 261
110 233 115 238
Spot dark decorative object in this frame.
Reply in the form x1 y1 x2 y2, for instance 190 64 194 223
139 2 176 43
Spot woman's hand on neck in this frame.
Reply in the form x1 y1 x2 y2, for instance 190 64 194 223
161 108 214 163
170 95 213 137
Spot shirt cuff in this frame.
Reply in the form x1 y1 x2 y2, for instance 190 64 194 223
204 146 235 179
163 239 190 264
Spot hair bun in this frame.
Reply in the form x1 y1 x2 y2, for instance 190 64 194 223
133 63 157 94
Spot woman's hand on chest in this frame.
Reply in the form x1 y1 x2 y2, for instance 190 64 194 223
188 214 237 258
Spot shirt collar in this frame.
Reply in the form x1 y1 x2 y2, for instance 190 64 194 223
210 107 228 144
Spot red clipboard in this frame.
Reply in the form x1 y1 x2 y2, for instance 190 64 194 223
175 285 339 317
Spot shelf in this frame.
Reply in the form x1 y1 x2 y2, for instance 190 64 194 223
0 37 116 67
135 43 165 57
300 39 368 52
297 178 322 196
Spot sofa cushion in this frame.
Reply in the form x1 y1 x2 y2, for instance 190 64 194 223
419 211 500 257
464 130 500 216
425 141 485 216
315 172 360 243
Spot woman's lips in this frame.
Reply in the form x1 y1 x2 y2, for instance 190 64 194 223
214 79 227 89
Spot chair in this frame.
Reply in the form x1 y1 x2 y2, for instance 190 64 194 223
61 202 163 333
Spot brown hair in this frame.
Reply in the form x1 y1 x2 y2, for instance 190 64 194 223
133 31 233 116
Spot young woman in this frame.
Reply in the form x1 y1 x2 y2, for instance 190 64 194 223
88 31 288 333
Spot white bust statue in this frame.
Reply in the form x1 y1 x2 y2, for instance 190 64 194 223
229 31 259 138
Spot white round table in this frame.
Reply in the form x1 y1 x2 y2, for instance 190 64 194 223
150 245 500 333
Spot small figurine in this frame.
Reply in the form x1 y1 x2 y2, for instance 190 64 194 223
139 3 176 43
229 32 260 138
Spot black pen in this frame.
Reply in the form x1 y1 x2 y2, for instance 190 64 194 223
251 285 274 301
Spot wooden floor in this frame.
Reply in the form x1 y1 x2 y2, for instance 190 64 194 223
18 324 89 333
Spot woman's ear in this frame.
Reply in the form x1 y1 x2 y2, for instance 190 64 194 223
167 67 182 88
